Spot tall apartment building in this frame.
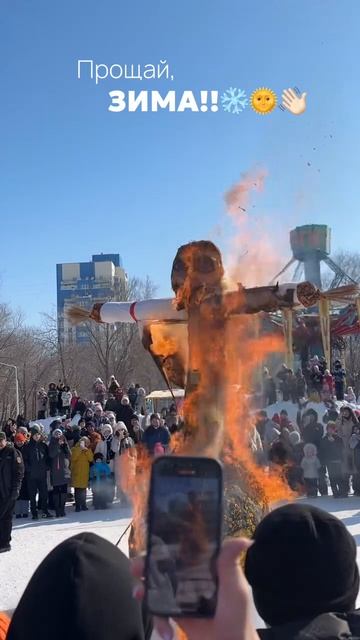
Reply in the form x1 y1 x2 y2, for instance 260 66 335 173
57 253 126 344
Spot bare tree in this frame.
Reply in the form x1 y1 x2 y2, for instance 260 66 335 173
322 251 360 289
81 276 159 388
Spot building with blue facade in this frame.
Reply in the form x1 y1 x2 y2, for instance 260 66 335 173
57 253 126 344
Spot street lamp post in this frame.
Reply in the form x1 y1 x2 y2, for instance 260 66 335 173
0 362 20 418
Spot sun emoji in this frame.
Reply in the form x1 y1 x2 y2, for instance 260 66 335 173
251 87 277 115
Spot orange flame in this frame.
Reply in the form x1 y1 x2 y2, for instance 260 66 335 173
123 169 295 580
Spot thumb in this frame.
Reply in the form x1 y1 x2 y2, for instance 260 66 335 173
301 92 307 100
217 538 253 599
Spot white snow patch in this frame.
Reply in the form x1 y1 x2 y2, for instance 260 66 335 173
0 499 132 613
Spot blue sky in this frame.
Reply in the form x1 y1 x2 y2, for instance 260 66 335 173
1 0 359 324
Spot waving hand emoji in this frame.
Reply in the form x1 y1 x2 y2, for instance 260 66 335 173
282 88 307 115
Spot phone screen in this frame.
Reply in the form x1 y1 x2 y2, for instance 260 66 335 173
146 456 222 618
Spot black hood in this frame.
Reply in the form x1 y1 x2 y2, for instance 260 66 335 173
7 532 152 640
245 504 359 627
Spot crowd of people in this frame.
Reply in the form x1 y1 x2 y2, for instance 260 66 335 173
263 356 351 405
0 375 183 554
35 377 148 419
254 355 360 499
253 403 360 499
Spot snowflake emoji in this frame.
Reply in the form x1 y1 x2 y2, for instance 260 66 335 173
221 87 248 114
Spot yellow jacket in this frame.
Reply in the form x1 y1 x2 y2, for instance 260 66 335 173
71 444 94 488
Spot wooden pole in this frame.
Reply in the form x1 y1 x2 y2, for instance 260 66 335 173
319 298 331 366
282 309 294 370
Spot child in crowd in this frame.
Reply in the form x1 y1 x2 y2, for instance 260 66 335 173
301 443 321 498
287 431 304 492
71 436 94 512
90 452 112 509
320 421 344 498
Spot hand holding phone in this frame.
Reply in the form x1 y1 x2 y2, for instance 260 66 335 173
133 537 256 640
145 456 223 619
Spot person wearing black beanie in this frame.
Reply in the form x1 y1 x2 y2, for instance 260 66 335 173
7 532 153 640
245 503 360 639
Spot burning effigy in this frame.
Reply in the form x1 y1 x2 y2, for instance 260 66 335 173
68 240 359 546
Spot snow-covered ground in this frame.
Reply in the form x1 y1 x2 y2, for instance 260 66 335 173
0 499 132 613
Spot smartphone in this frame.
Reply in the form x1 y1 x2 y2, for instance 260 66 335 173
145 456 223 618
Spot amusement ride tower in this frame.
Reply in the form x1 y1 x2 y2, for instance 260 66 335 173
271 224 356 289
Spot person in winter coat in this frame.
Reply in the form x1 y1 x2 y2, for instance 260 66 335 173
70 390 79 414
47 383 58 417
95 423 115 502
301 443 321 497
94 423 113 460
245 504 360 640
349 424 360 496
22 425 53 520
301 409 327 495
57 382 64 414
332 360 346 401
127 384 138 410
108 375 120 396
70 411 82 427
14 433 30 518
0 431 24 552
322 406 339 425
71 395 86 418
268 440 292 469
142 413 171 455
86 422 102 452
346 386 357 404
320 421 345 498
310 365 324 396
301 409 324 448
295 369 307 401
71 424 81 447
93 404 104 430
287 431 304 492
111 423 136 504
263 419 280 462
129 415 145 443
262 368 277 406
136 386 146 414
164 406 181 434
323 369 334 396
36 388 48 420
61 386 72 418
249 425 264 465
83 407 94 424
6 532 153 640
48 429 71 517
104 410 117 430
337 406 358 494
116 395 135 428
90 453 112 509
93 378 107 406
4 418 17 443
71 437 94 512
105 394 118 414
276 364 290 400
